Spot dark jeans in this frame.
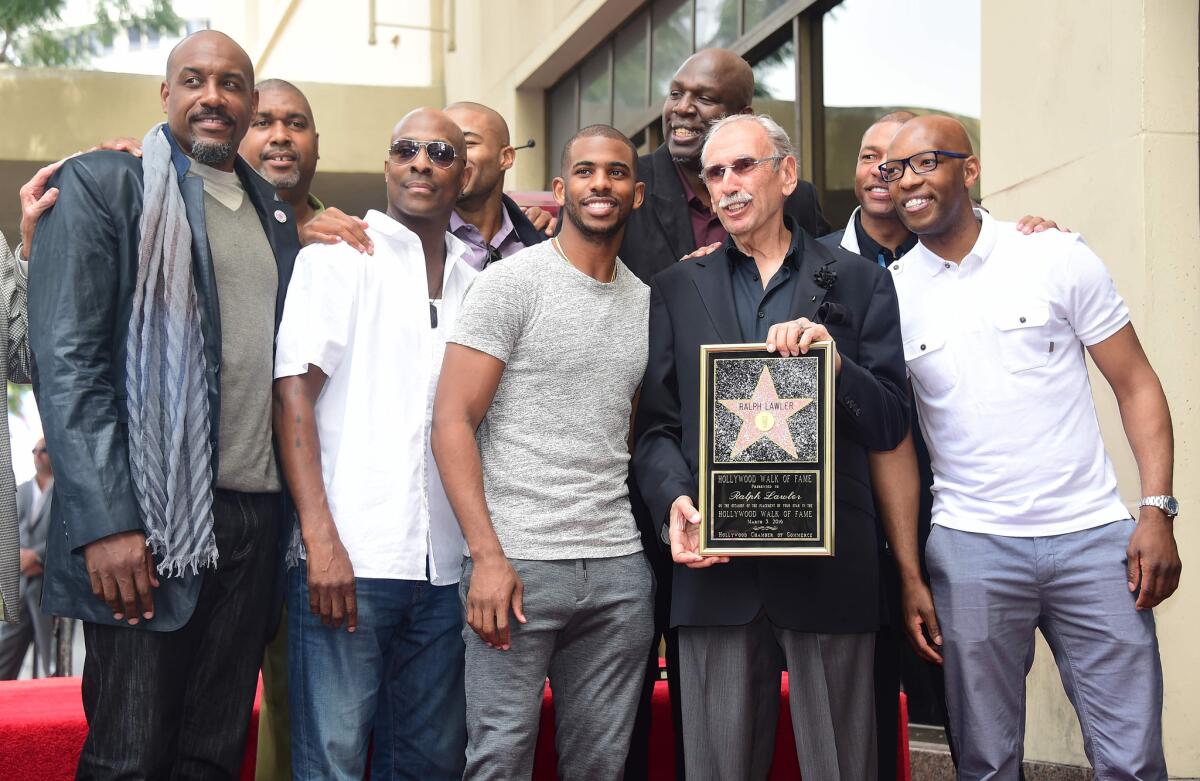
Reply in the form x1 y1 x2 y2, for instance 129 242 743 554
76 489 282 781
287 563 466 781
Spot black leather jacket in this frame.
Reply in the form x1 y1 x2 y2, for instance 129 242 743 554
28 128 299 630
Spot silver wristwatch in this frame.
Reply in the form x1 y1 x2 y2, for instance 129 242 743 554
1139 495 1180 518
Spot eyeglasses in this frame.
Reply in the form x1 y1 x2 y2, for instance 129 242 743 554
878 150 970 183
387 138 460 168
32 447 46 455
700 156 784 185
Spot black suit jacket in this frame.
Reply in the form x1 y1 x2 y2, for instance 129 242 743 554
619 144 831 285
632 231 909 633
29 130 300 630
502 193 549 249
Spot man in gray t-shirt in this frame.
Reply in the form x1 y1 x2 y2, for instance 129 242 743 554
433 125 654 780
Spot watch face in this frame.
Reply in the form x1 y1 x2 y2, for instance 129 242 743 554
1166 497 1180 515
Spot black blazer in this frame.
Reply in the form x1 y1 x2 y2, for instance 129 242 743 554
619 144 831 285
502 193 549 249
631 231 909 633
29 131 300 631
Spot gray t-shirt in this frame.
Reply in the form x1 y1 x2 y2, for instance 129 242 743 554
450 240 648 560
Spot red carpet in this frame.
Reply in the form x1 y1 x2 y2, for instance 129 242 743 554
0 674 908 780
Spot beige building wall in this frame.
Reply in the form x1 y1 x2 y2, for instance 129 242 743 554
981 0 1199 774
444 0 642 191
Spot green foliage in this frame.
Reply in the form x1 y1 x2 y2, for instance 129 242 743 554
0 0 181 67
7 381 25 417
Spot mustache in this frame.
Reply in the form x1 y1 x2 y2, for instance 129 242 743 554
718 191 753 209
190 108 232 123
259 145 297 161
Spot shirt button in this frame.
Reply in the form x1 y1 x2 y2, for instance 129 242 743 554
944 262 951 269
1019 316 1027 323
919 344 926 351
757 311 765 319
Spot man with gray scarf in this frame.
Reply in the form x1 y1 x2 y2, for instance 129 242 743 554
27 30 299 778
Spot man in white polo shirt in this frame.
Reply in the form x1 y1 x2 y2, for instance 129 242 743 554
271 108 473 780
883 114 1181 778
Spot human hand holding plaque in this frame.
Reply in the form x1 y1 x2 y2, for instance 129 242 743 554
699 340 835 556
669 495 731 568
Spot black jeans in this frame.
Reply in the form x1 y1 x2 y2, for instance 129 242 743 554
76 489 282 781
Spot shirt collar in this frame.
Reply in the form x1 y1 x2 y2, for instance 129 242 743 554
449 206 516 249
725 215 804 270
912 207 995 276
853 209 917 262
306 192 326 216
365 208 471 275
675 163 706 209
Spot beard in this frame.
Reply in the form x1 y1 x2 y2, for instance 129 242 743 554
191 138 234 167
258 165 301 189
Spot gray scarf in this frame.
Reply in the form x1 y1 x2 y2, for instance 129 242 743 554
125 124 217 576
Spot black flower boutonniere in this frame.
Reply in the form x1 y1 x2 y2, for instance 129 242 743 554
813 265 838 291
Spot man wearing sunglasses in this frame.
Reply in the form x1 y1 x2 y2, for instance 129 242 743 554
301 101 554 262
884 114 1180 778
271 108 474 780
634 113 909 780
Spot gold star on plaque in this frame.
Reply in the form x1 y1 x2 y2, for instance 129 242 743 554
719 366 813 458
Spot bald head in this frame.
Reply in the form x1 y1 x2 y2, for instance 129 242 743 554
257 79 314 125
888 114 974 158
385 107 471 228
677 49 755 110
444 101 515 207
392 107 467 158
166 30 253 83
884 114 980 241
445 101 510 146
161 30 256 172
663 48 756 165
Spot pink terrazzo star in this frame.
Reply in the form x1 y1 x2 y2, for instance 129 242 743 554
719 366 813 459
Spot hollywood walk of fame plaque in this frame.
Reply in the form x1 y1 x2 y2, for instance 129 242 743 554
699 343 835 556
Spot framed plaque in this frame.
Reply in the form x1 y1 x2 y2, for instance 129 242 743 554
698 343 835 556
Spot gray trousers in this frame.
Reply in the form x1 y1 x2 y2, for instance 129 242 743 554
926 520 1167 780
460 553 654 781
678 614 877 781
0 576 51 678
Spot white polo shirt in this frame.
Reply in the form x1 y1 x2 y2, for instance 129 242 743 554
890 210 1131 537
274 210 475 584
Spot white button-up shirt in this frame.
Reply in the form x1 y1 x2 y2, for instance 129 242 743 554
274 210 475 584
890 210 1131 537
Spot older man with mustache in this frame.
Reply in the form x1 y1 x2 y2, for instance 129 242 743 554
634 113 910 780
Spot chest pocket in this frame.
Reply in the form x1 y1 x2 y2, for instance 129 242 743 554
903 333 957 396
993 300 1052 373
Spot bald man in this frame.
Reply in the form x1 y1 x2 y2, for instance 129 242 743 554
445 101 549 268
273 107 473 780
27 30 301 777
618 48 829 285
884 115 1179 777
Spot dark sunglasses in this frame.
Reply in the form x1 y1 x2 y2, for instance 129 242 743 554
701 155 784 185
388 138 460 168
32 447 47 455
